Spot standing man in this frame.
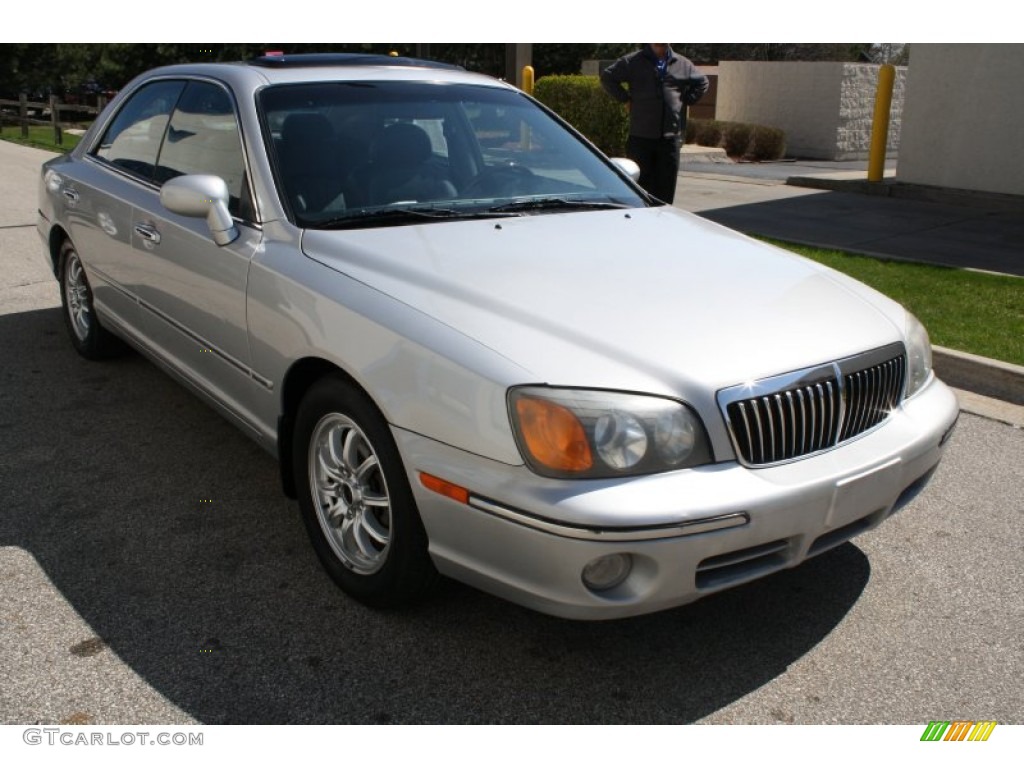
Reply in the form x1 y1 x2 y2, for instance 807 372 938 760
601 44 708 204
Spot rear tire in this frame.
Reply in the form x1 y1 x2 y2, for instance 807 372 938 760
58 240 124 360
293 375 438 607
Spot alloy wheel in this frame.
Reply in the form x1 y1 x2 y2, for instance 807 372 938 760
308 413 392 574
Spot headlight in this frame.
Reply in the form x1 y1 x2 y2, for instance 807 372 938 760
905 313 933 398
508 387 712 479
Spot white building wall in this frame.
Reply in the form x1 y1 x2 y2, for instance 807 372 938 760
898 44 1024 196
717 61 905 160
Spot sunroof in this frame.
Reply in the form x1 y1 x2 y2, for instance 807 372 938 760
248 53 463 71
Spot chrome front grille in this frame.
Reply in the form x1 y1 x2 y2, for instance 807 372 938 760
727 380 842 465
838 355 906 442
719 344 906 467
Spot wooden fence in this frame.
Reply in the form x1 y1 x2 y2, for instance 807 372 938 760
0 94 107 146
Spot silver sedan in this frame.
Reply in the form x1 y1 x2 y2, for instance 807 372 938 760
37 54 959 618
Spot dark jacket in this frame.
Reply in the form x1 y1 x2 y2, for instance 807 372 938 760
600 46 709 139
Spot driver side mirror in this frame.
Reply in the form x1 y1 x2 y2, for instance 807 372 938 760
610 157 641 182
160 175 239 246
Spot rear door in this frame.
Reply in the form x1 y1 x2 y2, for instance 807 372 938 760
69 79 186 331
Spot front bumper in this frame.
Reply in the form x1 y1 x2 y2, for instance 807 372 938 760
396 377 959 619
36 209 54 275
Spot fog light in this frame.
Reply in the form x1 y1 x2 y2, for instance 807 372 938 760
581 553 633 592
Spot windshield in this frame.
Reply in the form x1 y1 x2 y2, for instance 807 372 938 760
258 80 648 228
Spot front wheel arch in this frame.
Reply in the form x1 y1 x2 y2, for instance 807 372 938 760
291 372 438 607
277 358 364 499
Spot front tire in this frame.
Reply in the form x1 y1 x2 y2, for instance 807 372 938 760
293 375 438 607
58 240 123 360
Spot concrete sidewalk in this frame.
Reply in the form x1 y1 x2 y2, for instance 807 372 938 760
673 156 1024 419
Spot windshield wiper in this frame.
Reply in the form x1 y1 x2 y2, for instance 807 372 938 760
486 198 631 214
315 206 515 230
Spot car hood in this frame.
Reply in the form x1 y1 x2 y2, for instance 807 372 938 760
301 207 906 399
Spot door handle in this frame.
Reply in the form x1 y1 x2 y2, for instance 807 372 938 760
133 223 162 245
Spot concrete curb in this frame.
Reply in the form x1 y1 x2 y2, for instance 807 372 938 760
681 146 730 164
951 388 1024 429
933 346 1024 406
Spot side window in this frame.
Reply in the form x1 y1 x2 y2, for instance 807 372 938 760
155 81 250 218
93 80 185 180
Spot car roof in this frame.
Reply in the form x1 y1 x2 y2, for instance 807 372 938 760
128 54 518 96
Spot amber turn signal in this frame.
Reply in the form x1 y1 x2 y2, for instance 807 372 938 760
419 472 470 504
514 396 593 472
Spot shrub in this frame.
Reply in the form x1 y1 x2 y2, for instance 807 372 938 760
723 122 753 158
534 77 786 162
694 119 725 148
687 118 786 161
748 125 786 161
534 75 628 156
684 119 698 144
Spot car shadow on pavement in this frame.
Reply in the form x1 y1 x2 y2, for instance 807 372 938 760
695 193 1024 277
0 307 870 724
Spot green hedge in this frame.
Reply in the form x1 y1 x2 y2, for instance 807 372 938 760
533 75 628 156
747 124 787 161
534 75 786 162
688 119 786 161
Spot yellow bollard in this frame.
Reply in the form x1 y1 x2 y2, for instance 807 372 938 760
521 65 534 95
868 64 896 182
520 66 535 151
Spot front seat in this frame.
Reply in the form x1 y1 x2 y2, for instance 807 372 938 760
364 122 457 206
277 113 344 216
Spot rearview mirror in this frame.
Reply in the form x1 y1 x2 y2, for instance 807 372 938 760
160 175 239 246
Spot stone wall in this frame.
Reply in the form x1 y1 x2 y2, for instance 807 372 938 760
837 64 906 158
717 61 906 160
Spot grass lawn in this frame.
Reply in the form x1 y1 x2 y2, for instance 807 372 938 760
769 239 1024 366
0 124 81 153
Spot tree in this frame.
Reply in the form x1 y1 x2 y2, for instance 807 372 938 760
0 43 885 99
0 44 60 96
676 43 870 64
866 44 910 65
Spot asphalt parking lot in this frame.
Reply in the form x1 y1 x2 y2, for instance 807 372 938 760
1 141 1021 725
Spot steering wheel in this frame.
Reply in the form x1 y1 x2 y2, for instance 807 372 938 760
462 163 536 197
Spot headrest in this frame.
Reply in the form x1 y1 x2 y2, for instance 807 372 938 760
375 122 432 166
